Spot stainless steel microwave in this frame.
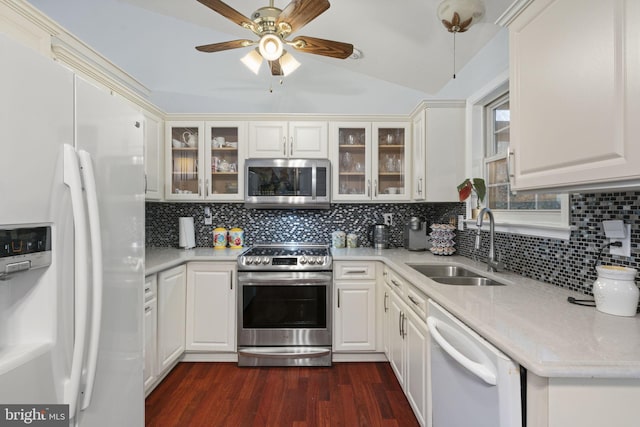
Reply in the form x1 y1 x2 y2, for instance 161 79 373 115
245 158 331 209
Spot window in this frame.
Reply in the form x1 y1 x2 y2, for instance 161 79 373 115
471 86 569 239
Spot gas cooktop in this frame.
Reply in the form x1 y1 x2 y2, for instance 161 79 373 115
238 243 332 271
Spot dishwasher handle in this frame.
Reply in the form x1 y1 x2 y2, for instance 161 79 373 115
427 316 497 386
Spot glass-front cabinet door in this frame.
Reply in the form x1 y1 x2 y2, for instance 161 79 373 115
166 121 204 200
205 121 245 200
373 123 410 200
330 122 372 201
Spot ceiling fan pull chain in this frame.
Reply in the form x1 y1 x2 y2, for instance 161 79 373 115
453 31 456 79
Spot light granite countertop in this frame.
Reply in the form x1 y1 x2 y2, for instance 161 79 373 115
145 246 640 379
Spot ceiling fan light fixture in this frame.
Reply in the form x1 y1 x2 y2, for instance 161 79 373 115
437 0 485 32
241 49 263 74
258 33 284 61
280 51 301 76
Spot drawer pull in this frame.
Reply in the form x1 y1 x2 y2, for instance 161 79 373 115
408 295 420 306
344 269 367 275
391 279 401 288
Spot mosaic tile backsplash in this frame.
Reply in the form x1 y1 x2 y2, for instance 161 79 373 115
146 202 462 249
146 191 639 297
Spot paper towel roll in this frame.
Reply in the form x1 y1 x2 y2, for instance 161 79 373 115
179 217 195 249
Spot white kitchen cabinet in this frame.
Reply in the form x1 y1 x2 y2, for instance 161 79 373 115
248 121 328 158
157 264 186 373
506 0 640 191
185 262 236 352
143 274 158 395
330 122 410 201
411 102 465 201
333 261 377 352
143 111 163 200
165 121 246 201
383 266 428 426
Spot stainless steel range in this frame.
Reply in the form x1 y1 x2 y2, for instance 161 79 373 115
237 243 332 367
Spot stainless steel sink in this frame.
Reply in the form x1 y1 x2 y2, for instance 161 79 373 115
428 276 505 286
407 264 479 278
406 264 505 286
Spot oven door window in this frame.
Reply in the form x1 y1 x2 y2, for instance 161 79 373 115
242 285 327 329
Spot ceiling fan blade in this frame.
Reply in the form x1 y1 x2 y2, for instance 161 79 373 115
196 39 255 53
269 59 283 76
290 36 353 59
197 0 257 32
277 0 330 34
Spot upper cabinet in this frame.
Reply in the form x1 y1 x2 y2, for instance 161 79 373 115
165 120 246 201
143 111 163 201
248 121 328 158
507 0 640 191
330 122 410 201
411 102 465 202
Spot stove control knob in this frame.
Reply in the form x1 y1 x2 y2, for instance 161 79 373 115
315 257 323 265
244 257 252 265
262 256 270 265
299 256 307 264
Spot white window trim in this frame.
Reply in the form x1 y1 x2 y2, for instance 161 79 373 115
464 71 573 240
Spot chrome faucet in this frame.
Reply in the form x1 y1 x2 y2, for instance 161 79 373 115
475 207 503 272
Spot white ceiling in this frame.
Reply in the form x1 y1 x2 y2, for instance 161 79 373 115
26 0 514 114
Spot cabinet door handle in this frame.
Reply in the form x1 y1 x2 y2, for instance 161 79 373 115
205 179 209 197
337 289 340 308
418 177 422 195
401 312 406 338
367 179 371 197
374 179 378 197
398 312 403 337
384 292 388 312
507 148 515 188
198 179 202 196
145 306 151 313
230 271 233 290
144 174 148 194
290 137 293 157
283 137 287 156
408 295 420 306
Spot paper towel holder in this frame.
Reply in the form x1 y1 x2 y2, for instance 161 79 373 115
179 217 196 249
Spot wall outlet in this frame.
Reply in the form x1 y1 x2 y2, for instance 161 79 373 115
383 213 393 226
204 207 212 225
458 215 464 231
609 224 631 257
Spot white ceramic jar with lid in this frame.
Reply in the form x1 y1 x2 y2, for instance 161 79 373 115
593 265 639 317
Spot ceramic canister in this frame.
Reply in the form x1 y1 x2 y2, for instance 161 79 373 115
593 265 639 317
213 227 228 249
228 227 244 249
347 233 358 248
332 230 346 248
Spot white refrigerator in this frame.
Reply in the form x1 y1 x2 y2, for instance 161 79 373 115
0 34 144 426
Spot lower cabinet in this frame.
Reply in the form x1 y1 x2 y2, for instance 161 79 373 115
333 261 377 352
185 262 236 352
143 274 158 395
157 264 186 373
383 268 429 427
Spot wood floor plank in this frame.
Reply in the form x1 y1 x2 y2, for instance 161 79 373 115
145 362 419 427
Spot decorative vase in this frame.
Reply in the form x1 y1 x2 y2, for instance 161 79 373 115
593 265 639 317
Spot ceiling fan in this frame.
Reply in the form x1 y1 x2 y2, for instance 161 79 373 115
195 0 354 76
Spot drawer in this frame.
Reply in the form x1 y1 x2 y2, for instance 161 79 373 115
334 261 377 280
405 286 427 319
144 274 157 302
385 269 406 295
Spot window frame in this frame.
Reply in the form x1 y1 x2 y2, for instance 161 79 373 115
463 71 571 240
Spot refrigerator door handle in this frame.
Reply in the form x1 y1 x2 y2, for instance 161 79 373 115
62 144 90 418
78 150 103 411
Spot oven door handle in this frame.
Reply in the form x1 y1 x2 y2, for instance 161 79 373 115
238 347 331 359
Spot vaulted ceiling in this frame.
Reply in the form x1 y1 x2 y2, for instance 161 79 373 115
27 0 514 114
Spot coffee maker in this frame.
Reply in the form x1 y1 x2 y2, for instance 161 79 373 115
404 217 427 251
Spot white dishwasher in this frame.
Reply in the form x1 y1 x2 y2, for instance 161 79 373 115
427 300 523 427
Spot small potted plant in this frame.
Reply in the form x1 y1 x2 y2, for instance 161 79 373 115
457 178 486 219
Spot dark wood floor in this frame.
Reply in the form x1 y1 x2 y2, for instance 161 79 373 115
145 362 419 427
